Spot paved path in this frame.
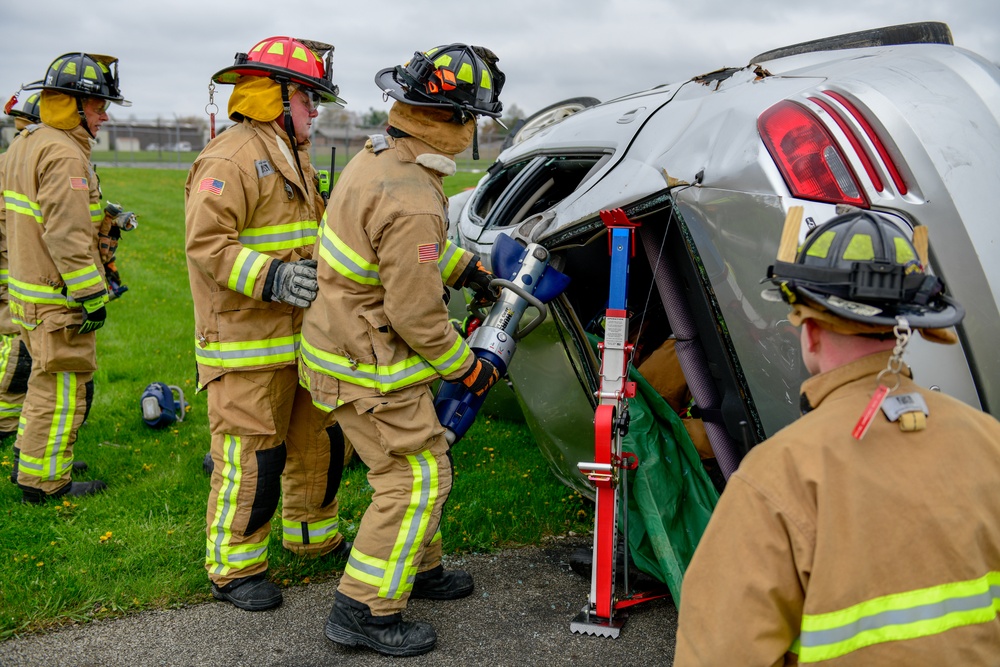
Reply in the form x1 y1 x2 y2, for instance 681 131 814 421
0 537 678 667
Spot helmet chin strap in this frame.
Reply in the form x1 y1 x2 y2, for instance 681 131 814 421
76 97 96 138
278 80 307 187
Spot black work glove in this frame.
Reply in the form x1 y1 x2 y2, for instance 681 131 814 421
459 357 501 398
78 296 107 334
462 259 498 306
271 259 319 308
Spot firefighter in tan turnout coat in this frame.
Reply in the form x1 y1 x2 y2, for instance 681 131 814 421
184 36 349 612
674 211 1000 666
300 44 506 657
1 54 130 504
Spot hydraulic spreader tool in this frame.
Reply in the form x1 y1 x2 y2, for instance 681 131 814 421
435 233 570 444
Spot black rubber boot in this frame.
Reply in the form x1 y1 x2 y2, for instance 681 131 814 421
9 448 88 485
20 479 107 504
319 540 353 563
211 573 283 611
325 591 436 657
410 565 474 600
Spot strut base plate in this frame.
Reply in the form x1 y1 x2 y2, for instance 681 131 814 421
570 606 627 638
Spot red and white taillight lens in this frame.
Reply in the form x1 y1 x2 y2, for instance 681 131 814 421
758 100 869 207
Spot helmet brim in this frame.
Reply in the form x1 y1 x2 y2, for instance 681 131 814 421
212 65 346 107
796 285 965 329
374 67 502 118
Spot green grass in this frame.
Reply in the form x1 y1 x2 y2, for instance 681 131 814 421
0 167 592 641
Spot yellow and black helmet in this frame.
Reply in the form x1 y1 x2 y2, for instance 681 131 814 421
766 210 963 328
26 53 130 106
375 43 504 120
3 84 42 123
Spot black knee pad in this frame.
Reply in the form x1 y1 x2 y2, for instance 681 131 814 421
245 442 287 536
83 379 95 423
323 423 345 507
9 340 32 395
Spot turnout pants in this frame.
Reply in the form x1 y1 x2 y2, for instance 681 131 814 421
333 384 452 616
15 318 95 494
205 365 345 587
0 333 31 435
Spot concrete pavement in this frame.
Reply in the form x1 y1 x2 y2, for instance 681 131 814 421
0 537 678 666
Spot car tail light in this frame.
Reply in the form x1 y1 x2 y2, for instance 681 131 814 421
820 90 908 195
758 100 869 207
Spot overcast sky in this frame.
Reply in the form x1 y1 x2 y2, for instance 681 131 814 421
4 0 998 124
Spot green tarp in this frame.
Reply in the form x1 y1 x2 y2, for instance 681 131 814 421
618 364 720 603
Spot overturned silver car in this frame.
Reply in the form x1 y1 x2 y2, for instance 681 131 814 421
450 22 1000 495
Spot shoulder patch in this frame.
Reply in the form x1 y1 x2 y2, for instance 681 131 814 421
198 178 225 196
417 242 440 264
69 177 89 190
255 159 275 178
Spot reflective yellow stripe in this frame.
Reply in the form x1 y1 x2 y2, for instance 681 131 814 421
195 335 298 369
4 190 43 222
797 571 1000 663
438 240 465 283
381 450 439 599
345 548 389 588
17 372 77 481
238 221 318 252
281 516 340 545
300 336 456 393
62 264 103 292
318 224 381 285
228 247 268 296
206 434 269 575
89 202 103 223
9 277 71 305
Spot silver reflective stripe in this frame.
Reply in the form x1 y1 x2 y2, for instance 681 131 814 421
347 554 385 579
211 435 240 575
385 453 434 598
319 231 380 284
802 584 1000 648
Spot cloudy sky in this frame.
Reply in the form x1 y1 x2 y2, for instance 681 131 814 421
4 0 998 123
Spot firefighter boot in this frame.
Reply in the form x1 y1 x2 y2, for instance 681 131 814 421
9 447 88 484
20 479 107 504
410 565 474 600
325 591 436 657
211 573 283 611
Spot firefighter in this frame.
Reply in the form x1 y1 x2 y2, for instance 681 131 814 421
2 86 137 485
185 36 351 612
1 87 43 449
2 54 131 504
673 211 1000 665
299 43 504 656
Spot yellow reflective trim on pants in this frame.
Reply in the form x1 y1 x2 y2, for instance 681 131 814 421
797 571 1000 663
380 450 439 600
17 372 77 481
228 247 268 297
345 547 389 588
206 434 270 575
281 516 340 544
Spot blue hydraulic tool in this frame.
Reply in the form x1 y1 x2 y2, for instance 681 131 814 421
435 233 570 444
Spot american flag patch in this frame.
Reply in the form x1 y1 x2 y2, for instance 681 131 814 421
69 177 88 190
417 242 439 263
198 178 225 196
